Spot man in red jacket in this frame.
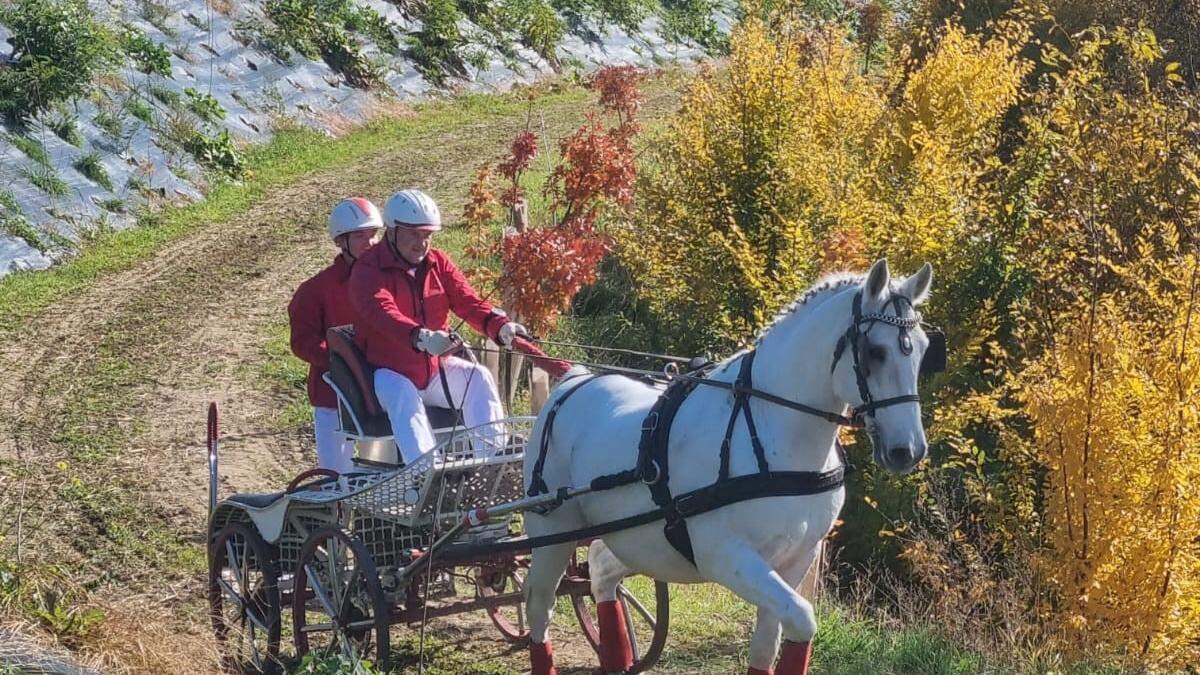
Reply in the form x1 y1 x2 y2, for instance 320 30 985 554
288 197 383 473
349 189 528 464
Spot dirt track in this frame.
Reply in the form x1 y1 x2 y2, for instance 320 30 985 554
0 77 692 673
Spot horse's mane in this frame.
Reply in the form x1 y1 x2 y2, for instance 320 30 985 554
753 272 864 346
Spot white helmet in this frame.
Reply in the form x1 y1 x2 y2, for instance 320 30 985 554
383 189 442 231
328 197 383 240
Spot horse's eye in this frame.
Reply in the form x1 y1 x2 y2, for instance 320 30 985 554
868 345 887 362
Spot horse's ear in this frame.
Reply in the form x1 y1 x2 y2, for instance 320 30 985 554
864 258 890 303
899 262 933 305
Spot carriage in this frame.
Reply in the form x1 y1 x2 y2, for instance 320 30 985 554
205 328 669 674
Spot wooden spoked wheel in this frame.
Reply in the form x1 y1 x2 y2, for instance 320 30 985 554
476 562 530 643
292 526 391 673
571 575 670 675
209 523 282 675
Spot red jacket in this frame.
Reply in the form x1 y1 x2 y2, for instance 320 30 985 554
288 255 358 408
348 243 508 389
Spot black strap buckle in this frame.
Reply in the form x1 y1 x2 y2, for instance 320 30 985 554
642 459 663 485
641 411 660 432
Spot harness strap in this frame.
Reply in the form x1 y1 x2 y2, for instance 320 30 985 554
528 373 621 497
441 468 846 562
677 374 861 428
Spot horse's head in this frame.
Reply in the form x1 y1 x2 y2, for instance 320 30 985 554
829 259 936 474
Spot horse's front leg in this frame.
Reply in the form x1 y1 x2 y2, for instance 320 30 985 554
698 541 818 675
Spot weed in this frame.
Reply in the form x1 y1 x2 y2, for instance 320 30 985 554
125 95 155 124
120 27 172 77
182 129 245 178
93 107 125 138
22 165 70 197
6 132 51 164
184 87 226 122
45 108 85 146
0 189 19 212
2 214 46 252
138 0 175 37
99 197 127 213
74 152 114 191
148 84 181 107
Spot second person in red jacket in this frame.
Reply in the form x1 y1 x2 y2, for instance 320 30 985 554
348 189 528 464
289 197 383 473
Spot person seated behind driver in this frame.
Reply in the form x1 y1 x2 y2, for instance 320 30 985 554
288 198 383 474
348 189 529 465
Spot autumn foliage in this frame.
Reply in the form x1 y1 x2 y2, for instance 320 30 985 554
609 7 1200 668
462 65 642 335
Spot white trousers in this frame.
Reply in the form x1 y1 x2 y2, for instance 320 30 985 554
313 406 355 474
373 356 506 465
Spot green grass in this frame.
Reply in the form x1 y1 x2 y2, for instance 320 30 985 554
74 152 113 191
0 85 590 332
7 132 51 165
2 214 45 252
21 165 69 197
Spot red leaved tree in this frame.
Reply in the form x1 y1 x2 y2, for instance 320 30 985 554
463 66 643 335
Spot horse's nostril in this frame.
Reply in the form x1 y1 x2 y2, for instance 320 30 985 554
887 445 912 467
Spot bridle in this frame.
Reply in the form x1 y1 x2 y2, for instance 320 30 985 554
679 288 945 430
831 290 929 427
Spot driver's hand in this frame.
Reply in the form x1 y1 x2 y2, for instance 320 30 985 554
413 329 458 356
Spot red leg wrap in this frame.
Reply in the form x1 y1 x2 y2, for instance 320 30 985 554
747 667 775 675
776 640 812 675
596 600 634 673
530 640 557 675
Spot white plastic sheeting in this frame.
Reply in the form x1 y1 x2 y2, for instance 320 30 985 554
0 0 730 277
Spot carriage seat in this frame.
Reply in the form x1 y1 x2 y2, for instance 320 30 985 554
326 325 459 439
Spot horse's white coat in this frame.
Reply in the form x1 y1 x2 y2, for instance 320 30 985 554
522 259 933 672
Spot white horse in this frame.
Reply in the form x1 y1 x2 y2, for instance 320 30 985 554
521 259 935 675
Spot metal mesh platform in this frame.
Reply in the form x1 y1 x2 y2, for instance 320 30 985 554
345 417 532 529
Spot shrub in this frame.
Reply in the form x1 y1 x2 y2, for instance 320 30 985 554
0 0 118 122
660 0 728 53
264 0 384 87
120 27 173 77
181 129 245 178
73 153 113 191
406 0 470 85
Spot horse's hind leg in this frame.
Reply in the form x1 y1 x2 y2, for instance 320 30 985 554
699 542 819 675
747 607 782 675
588 540 636 674
526 541 573 675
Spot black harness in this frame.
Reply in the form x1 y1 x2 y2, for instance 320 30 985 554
525 289 945 564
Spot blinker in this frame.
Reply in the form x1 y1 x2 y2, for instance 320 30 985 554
919 329 947 376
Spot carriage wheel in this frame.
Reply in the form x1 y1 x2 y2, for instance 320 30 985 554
292 526 391 673
571 577 670 675
209 523 282 675
476 562 530 643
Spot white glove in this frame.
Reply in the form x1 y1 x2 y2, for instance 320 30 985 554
413 329 458 356
498 322 529 348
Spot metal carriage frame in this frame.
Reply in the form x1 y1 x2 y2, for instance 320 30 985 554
205 403 669 675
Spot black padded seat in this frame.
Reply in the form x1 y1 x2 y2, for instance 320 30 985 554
326 325 463 437
228 492 287 509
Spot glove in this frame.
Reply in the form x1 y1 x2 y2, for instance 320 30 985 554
413 329 458 356
498 321 530 348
